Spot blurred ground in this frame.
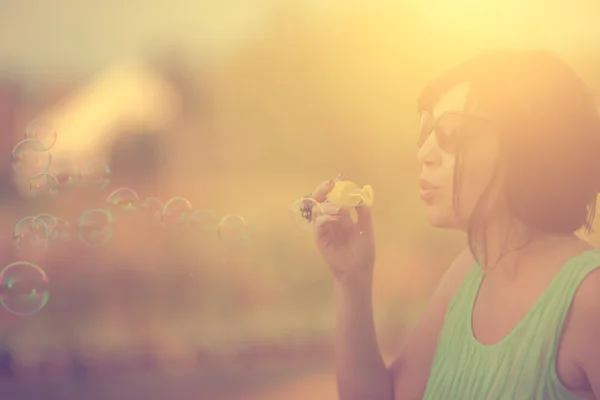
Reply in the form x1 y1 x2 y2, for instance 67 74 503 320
0 342 337 400
233 371 337 400
0 353 339 400
0 335 402 399
0 369 337 400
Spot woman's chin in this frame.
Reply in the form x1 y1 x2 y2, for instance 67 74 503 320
425 206 461 230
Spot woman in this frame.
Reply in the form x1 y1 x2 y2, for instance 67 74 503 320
310 50 600 399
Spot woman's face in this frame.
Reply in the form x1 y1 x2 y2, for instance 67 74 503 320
417 82 500 230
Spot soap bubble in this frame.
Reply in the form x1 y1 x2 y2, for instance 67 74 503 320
49 164 79 194
49 217 70 245
162 197 193 230
78 209 114 247
140 197 163 223
13 216 50 252
218 214 251 248
106 187 140 219
79 161 111 190
35 213 57 231
0 262 50 316
24 119 57 151
289 197 324 232
29 173 60 197
12 140 51 178
190 209 219 233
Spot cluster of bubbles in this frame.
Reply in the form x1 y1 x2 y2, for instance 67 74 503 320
12 119 57 178
2 121 252 317
13 190 252 251
14 125 112 197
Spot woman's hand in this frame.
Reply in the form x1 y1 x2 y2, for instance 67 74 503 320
311 174 375 285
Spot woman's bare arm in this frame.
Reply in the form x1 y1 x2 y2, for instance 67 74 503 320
388 248 474 400
333 248 473 400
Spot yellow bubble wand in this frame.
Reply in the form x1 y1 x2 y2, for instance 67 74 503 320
325 180 374 223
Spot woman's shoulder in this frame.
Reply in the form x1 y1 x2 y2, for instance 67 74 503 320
438 248 477 304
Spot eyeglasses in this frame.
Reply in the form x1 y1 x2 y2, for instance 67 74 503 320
417 111 492 154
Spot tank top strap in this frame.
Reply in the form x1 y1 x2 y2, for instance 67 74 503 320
541 249 600 343
442 262 483 337
446 262 483 316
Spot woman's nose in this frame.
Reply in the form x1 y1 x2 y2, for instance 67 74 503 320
417 133 442 168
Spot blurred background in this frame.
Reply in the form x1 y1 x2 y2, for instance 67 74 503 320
0 0 599 399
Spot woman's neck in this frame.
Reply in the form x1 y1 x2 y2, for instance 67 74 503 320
474 217 580 278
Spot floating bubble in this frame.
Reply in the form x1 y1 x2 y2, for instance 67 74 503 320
24 119 57 151
190 209 219 233
162 197 193 230
13 216 50 252
79 161 111 190
49 218 70 245
218 214 251 248
106 187 140 219
29 173 60 197
49 164 79 194
35 213 57 231
78 209 114 247
0 262 50 316
11 140 51 178
289 197 324 232
140 197 163 223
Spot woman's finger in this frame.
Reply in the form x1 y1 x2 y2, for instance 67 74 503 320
315 213 339 233
311 172 345 203
315 211 353 245
314 214 338 247
317 201 341 216
310 179 335 203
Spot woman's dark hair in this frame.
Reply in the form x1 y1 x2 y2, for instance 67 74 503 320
417 49 600 265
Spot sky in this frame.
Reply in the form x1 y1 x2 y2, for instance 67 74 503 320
4 0 600 192
0 0 598 80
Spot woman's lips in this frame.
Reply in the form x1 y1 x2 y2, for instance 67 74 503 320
419 179 439 202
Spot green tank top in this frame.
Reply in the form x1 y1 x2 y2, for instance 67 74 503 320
422 249 600 400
